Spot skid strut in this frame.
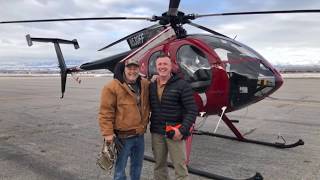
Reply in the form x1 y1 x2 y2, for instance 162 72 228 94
194 114 304 149
144 155 263 180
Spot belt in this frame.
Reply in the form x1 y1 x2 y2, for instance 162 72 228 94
115 129 140 139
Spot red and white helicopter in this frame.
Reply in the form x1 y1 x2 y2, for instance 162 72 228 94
2 0 319 179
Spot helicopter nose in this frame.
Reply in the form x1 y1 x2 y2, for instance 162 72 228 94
226 58 285 111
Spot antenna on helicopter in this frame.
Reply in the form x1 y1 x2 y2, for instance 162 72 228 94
233 35 238 40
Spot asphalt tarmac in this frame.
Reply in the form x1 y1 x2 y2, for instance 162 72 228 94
0 76 319 180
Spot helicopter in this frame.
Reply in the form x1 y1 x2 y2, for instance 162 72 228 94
1 0 320 179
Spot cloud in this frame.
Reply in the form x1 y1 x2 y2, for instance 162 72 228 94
0 0 320 66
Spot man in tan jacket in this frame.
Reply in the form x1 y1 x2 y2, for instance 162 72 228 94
98 59 150 180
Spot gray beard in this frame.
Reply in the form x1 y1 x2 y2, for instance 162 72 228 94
123 73 138 84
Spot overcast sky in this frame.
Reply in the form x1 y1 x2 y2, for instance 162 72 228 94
1 0 320 66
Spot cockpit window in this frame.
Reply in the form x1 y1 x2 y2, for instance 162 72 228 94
193 35 277 108
177 45 212 93
194 35 275 78
178 45 211 74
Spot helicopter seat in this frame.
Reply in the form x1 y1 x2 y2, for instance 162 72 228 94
188 68 211 93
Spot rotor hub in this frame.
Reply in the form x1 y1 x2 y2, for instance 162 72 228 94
152 11 195 26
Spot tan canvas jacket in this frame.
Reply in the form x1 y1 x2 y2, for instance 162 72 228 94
98 78 150 137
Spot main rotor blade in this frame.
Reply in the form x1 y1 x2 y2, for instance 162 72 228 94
167 0 181 16
195 9 320 18
98 24 162 51
187 22 228 38
0 17 152 24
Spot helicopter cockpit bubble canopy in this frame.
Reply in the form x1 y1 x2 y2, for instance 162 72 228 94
193 34 282 110
176 44 212 93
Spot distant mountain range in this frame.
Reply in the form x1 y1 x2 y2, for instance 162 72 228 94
1 59 320 73
274 64 320 73
0 59 85 73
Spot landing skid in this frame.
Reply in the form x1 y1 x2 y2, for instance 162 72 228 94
144 155 263 180
194 114 304 149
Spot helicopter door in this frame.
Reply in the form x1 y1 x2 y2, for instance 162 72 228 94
176 45 212 93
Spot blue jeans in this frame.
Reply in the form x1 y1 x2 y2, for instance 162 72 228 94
114 134 145 180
